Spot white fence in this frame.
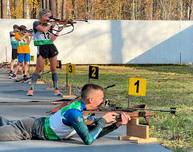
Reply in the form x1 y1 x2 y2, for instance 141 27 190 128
1 19 193 64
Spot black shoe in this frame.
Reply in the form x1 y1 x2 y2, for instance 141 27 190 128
9 71 13 76
10 74 16 79
0 116 3 126
23 75 27 80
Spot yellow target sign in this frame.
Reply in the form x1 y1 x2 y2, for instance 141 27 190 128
30 55 34 62
56 60 62 69
66 63 75 74
89 65 99 79
44 58 49 67
128 78 147 96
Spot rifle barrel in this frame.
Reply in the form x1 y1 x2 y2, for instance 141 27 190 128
127 107 176 115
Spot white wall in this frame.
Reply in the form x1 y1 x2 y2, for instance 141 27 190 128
0 19 193 64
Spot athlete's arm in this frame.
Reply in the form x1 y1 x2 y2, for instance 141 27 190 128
64 109 106 145
50 34 59 41
15 32 21 41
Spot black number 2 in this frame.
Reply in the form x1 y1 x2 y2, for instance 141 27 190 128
91 67 96 77
134 80 140 93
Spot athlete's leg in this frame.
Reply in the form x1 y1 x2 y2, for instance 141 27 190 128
23 54 30 77
49 56 62 96
9 49 18 74
11 54 24 79
49 55 58 89
10 59 16 74
27 55 44 95
0 117 35 141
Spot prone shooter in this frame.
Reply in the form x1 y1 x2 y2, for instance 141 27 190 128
49 84 176 143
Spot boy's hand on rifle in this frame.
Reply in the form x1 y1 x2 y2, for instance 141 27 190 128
102 112 119 124
115 112 130 126
120 112 130 125
48 21 56 28
24 32 32 36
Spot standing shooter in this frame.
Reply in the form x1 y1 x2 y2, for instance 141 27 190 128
10 25 32 80
27 9 64 96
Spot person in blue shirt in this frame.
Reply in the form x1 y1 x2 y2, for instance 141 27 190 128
9 24 19 77
0 83 130 145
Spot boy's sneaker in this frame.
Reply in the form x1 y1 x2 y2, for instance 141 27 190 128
27 89 33 96
23 75 27 79
23 75 28 81
9 74 13 78
54 89 62 96
8 71 13 77
23 75 31 83
10 74 16 79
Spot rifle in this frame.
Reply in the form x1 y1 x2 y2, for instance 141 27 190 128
49 16 88 24
19 25 33 35
48 17 88 36
83 104 176 126
23 29 33 34
83 110 154 126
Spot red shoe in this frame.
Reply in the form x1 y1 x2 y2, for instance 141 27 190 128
27 89 33 96
54 89 62 96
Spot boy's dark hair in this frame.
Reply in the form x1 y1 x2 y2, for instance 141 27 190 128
13 24 19 29
19 25 27 30
81 84 104 100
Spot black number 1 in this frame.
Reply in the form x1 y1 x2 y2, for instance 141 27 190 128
134 80 140 93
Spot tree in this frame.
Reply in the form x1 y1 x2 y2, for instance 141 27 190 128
2 0 193 20
50 0 56 17
188 0 193 20
71 0 77 18
144 0 153 20
0 1 2 18
61 0 65 19
23 0 30 18
2 0 8 18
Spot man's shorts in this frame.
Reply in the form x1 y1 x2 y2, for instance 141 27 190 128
12 49 18 60
37 44 58 59
18 53 30 63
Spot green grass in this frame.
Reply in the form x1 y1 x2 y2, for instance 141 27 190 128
38 65 193 151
